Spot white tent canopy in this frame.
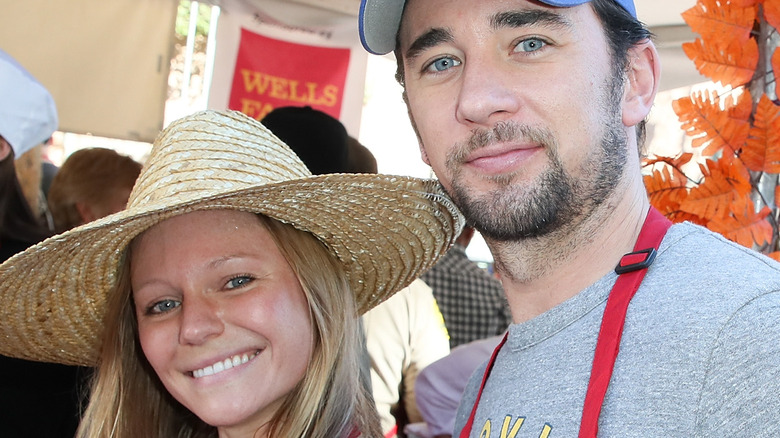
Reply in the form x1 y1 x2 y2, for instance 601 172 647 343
0 0 701 143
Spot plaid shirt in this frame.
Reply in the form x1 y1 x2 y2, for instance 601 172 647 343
421 244 511 349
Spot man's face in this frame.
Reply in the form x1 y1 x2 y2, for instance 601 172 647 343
399 0 631 241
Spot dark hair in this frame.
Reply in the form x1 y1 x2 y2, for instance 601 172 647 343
0 150 51 256
590 0 653 147
393 0 653 145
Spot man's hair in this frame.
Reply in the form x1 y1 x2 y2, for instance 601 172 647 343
393 0 653 146
47 148 142 233
590 0 653 147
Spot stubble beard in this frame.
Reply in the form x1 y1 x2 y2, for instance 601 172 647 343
444 76 628 243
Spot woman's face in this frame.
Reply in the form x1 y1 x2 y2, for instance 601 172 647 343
131 210 313 436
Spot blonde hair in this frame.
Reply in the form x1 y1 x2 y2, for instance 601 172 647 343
76 213 381 438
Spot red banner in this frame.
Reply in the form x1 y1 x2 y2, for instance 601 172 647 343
229 29 350 120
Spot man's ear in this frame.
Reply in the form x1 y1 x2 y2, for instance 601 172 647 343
75 201 98 224
622 40 660 127
0 137 12 161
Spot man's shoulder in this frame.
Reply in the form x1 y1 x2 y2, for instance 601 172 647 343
648 221 780 308
663 221 780 277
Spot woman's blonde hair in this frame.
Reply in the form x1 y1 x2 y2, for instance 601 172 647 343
76 213 381 438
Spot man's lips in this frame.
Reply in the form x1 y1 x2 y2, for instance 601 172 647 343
465 144 542 174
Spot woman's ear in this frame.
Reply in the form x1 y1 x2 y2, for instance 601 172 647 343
622 40 661 127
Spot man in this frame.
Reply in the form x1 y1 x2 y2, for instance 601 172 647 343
359 0 780 436
421 225 511 349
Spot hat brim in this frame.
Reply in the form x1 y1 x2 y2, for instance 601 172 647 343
0 173 461 366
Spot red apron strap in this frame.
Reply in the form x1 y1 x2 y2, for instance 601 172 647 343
459 332 508 438
457 208 671 438
578 208 671 437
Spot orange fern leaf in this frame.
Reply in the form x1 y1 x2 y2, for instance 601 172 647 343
728 0 759 7
707 196 773 248
644 172 703 224
681 0 756 42
645 167 689 209
672 90 750 156
682 37 758 87
772 47 780 92
764 0 780 30
769 252 780 262
680 155 752 219
776 183 780 208
643 152 695 170
742 94 780 172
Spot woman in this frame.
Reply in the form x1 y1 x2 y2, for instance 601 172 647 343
0 110 463 438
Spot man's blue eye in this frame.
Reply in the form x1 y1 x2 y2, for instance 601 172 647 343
150 299 180 314
515 38 546 53
427 57 461 72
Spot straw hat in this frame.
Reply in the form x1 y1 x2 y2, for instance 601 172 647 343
0 110 463 366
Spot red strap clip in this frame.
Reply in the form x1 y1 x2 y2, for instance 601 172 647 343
615 248 657 275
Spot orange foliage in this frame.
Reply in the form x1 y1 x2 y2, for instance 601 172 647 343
680 155 752 219
682 38 758 88
764 0 780 30
681 0 756 42
645 0 780 255
772 47 780 90
742 94 780 173
672 89 750 156
706 197 773 247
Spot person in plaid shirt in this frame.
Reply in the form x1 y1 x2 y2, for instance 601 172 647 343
421 226 511 349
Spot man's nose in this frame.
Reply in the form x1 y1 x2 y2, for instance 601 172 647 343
455 55 522 127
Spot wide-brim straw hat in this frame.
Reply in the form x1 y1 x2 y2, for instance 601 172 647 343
0 110 463 366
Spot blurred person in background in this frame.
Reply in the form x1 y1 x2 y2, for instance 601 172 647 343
0 48 83 438
47 147 141 233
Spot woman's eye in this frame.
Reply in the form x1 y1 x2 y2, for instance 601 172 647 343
425 56 461 73
514 38 547 53
149 299 180 315
227 275 254 290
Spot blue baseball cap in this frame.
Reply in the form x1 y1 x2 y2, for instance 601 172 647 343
359 0 637 55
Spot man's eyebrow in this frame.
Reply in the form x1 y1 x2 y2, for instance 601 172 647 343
491 9 572 31
404 27 454 63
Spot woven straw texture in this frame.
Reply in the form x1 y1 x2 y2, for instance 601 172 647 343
0 110 463 366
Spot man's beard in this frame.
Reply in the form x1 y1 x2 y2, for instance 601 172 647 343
446 78 628 242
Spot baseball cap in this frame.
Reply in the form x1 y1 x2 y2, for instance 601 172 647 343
0 49 58 159
359 0 637 55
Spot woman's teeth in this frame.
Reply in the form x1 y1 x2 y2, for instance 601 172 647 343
192 351 259 378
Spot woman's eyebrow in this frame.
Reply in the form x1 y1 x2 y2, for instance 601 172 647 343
491 9 572 31
405 27 454 63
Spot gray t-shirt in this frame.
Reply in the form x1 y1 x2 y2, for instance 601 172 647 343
454 222 780 437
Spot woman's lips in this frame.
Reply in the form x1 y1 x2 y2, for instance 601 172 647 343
191 349 261 379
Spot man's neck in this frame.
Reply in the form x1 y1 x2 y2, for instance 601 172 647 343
487 178 651 324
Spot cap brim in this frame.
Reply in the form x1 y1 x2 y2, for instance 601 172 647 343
359 0 405 55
